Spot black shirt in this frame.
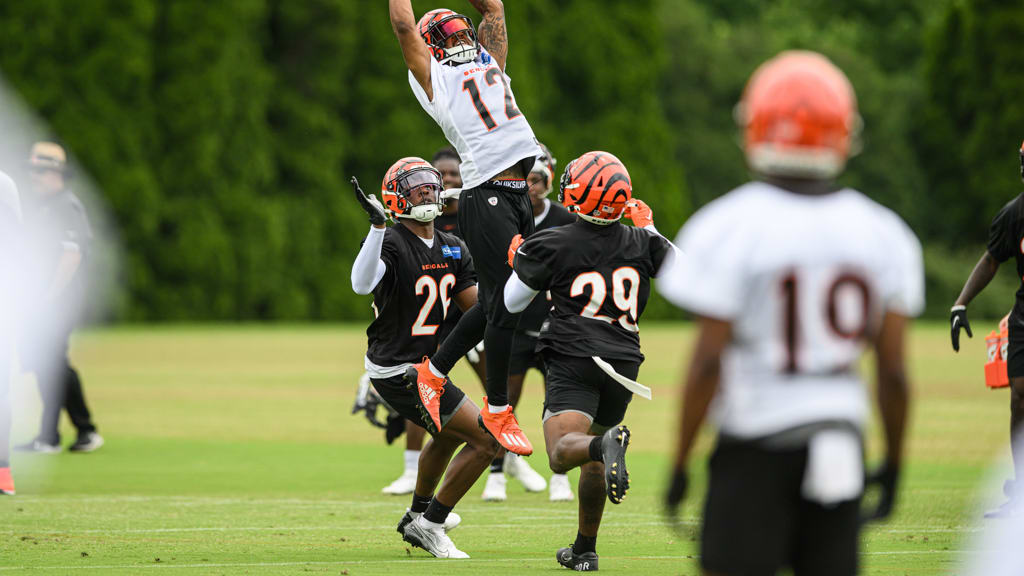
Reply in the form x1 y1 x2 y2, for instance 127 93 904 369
365 223 476 367
518 200 578 334
434 213 461 238
988 193 1024 315
513 220 671 362
23 189 92 296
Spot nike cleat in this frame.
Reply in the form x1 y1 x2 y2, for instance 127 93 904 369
478 398 533 455
557 546 599 571
481 472 507 501
601 425 630 504
396 509 461 534
405 358 446 431
0 468 14 496
402 515 469 558
505 453 546 492
381 469 417 495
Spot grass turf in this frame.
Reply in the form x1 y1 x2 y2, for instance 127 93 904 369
0 322 1011 574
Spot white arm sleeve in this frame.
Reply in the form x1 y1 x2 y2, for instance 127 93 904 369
351 226 388 295
504 272 541 313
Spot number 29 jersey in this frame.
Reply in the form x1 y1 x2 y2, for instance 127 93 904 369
409 48 541 189
513 220 672 363
365 224 476 372
660 182 924 440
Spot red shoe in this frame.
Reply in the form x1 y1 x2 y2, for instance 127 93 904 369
0 467 14 495
405 358 446 431
478 398 533 455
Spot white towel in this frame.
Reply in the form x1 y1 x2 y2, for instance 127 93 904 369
801 429 863 506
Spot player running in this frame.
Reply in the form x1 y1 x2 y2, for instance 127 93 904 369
390 0 542 456
661 51 923 575
504 151 673 571
350 158 498 559
950 141 1024 518
0 171 20 496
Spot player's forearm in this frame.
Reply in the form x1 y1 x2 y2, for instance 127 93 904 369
876 312 910 466
351 226 387 295
472 1 508 67
674 353 720 470
389 0 416 35
45 247 82 301
954 251 999 307
467 0 502 16
503 273 539 313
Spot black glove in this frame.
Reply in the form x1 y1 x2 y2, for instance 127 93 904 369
351 376 390 429
860 462 899 524
664 467 689 529
351 176 388 226
950 305 972 352
384 412 406 445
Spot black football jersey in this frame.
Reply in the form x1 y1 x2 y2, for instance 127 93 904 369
365 223 476 367
514 220 671 362
518 201 578 333
434 213 461 238
988 193 1024 316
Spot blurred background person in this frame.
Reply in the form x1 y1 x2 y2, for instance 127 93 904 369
15 141 102 454
0 169 21 494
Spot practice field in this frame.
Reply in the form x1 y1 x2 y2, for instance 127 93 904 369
0 323 1012 574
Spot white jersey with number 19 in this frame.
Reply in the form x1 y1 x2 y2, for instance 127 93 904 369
659 182 924 440
409 48 541 190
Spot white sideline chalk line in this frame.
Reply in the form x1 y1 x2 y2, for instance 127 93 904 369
0 550 969 572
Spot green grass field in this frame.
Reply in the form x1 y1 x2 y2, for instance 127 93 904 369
0 322 1012 574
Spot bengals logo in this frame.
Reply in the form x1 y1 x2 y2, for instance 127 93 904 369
557 151 631 223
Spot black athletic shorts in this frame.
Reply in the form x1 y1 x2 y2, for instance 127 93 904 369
509 330 544 376
457 178 535 329
370 374 468 434
1007 312 1024 378
542 350 636 428
701 439 860 576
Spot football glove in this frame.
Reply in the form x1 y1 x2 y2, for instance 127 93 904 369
507 234 524 268
664 466 689 531
624 199 654 228
351 176 389 226
860 462 899 525
384 412 406 445
351 374 391 429
950 305 972 352
440 188 462 203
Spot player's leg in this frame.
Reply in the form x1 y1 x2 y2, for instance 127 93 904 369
64 362 102 453
535 354 574 502
383 420 424 495
993 326 1024 517
0 353 13 495
494 335 546 495
792 492 860 576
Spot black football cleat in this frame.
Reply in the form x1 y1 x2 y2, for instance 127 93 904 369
601 425 630 504
557 546 599 571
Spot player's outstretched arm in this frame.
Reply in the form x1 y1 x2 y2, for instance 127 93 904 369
349 177 389 295
665 317 731 517
950 251 999 351
467 0 508 70
864 310 911 522
389 0 432 98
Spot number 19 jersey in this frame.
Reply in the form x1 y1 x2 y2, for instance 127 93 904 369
409 48 541 189
365 224 476 374
660 182 924 440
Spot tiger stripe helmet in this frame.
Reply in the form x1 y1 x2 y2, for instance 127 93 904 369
417 8 479 65
381 157 444 222
738 50 859 179
558 151 632 225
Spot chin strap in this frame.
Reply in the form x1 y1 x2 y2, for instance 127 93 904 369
394 202 443 223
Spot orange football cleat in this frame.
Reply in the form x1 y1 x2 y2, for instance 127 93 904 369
478 398 533 455
406 357 446 431
0 467 14 496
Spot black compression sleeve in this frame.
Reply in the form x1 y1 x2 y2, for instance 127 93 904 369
483 323 515 406
432 302 487 375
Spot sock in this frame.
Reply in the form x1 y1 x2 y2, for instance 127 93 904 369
410 493 432 514
427 361 445 378
483 323 515 406
431 303 487 374
588 436 603 462
488 403 508 414
573 532 597 555
423 497 454 525
404 450 420 473
490 455 504 474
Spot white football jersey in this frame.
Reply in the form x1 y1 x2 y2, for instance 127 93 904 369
660 182 924 439
409 48 541 189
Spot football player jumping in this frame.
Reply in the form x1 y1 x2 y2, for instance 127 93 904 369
661 51 924 575
390 0 542 456
503 152 674 571
350 158 499 559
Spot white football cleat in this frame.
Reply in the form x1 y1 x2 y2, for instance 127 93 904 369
402 515 470 558
381 469 417 495
481 472 507 501
505 453 546 492
397 509 461 534
549 473 574 502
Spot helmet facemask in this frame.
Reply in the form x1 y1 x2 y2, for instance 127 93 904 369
424 14 479 65
387 167 444 223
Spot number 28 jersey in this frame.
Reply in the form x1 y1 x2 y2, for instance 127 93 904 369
660 182 924 440
513 220 672 363
365 224 476 373
409 48 541 189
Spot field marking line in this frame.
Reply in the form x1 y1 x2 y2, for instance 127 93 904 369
0 550 967 572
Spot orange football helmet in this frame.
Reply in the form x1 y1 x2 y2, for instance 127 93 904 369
558 151 632 225
418 9 479 65
737 50 859 179
381 157 444 222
